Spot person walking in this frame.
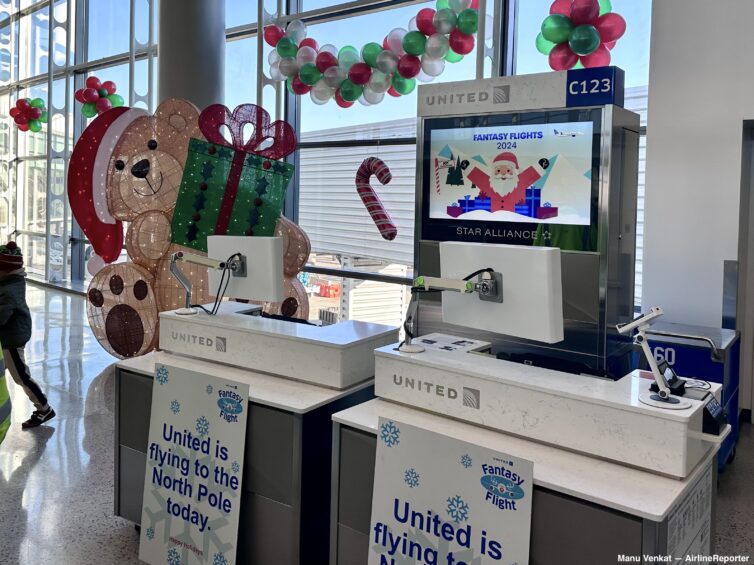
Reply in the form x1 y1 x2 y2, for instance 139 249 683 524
0 242 54 428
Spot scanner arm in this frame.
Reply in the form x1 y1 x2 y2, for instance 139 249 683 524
169 251 246 315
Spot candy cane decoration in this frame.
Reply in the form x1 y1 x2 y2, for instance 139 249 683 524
355 157 397 241
434 157 441 194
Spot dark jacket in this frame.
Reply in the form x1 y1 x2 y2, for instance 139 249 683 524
0 274 31 348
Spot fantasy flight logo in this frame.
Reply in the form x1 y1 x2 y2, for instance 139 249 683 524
480 462 527 512
217 389 244 423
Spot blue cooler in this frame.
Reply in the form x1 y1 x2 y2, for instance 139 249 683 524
645 322 740 471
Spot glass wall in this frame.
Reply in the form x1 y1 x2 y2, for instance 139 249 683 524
0 0 652 322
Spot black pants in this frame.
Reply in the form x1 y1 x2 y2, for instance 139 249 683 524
3 347 48 411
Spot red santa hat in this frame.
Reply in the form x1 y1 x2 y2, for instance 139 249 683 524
493 151 519 170
67 106 147 275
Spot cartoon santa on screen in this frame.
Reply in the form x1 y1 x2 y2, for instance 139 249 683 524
467 151 550 213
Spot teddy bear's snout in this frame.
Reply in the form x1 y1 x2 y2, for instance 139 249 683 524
131 158 151 179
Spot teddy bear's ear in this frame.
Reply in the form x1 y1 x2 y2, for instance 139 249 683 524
155 98 201 135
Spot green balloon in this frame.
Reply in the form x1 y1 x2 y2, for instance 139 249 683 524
339 79 363 102
402 31 427 57
30 97 45 108
81 101 97 118
392 74 416 96
541 14 573 44
445 47 464 63
598 0 612 16
536 32 555 55
436 0 449 9
28 119 41 132
286 77 295 94
457 9 479 35
276 36 298 58
569 24 601 56
40 111 48 123
361 42 383 68
299 63 322 86
108 93 125 107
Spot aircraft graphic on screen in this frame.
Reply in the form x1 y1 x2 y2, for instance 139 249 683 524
554 129 584 138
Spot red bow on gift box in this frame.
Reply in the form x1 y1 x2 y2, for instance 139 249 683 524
198 103 297 235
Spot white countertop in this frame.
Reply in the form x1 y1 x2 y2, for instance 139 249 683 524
376 345 720 423
117 351 372 414
161 302 397 348
333 399 716 522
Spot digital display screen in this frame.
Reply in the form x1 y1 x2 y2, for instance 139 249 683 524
427 122 594 226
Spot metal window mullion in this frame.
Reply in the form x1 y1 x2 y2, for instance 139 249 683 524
128 0 135 106
147 0 154 111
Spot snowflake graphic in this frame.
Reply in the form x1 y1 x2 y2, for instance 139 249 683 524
380 421 400 447
447 495 470 524
167 547 181 565
206 385 213 395
404 468 420 488
170 400 181 414
460 454 473 469
196 415 210 437
231 460 240 474
146 527 155 540
155 366 169 386
212 552 228 565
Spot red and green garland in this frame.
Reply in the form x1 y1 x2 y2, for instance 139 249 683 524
264 0 481 107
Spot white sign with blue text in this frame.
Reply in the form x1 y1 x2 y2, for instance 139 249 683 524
369 418 534 565
139 364 249 565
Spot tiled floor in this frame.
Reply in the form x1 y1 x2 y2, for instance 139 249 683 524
0 285 752 564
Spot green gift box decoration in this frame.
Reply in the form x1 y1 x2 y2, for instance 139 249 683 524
171 103 297 252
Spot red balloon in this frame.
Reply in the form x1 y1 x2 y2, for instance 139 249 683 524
299 38 319 51
14 114 27 125
416 8 437 36
316 51 338 72
580 44 611 68
549 43 578 71
27 107 42 120
101 81 117 95
16 99 30 111
263 25 285 47
597 12 626 43
86 76 101 89
348 62 372 86
549 0 571 16
9 107 18 117
383 36 390 50
96 98 113 113
83 88 100 102
335 90 355 108
470 0 479 7
605 40 617 50
75 89 87 103
397 54 421 78
449 29 475 55
17 122 29 132
290 75 312 95
570 0 599 25
388 86 401 98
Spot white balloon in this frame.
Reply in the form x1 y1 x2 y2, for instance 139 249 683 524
449 0 472 14
433 9 457 34
323 65 346 88
421 55 445 77
358 94 371 106
408 16 418 32
338 48 360 72
368 69 392 93
417 70 435 83
312 79 335 101
387 28 407 55
319 43 338 56
278 57 299 77
286 19 307 44
363 87 385 105
269 61 285 81
425 33 450 59
296 45 317 66
268 49 281 66
376 50 399 74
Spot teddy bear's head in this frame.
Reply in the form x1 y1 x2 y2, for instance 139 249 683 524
107 98 201 221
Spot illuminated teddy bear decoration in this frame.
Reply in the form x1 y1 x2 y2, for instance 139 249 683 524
68 99 310 359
